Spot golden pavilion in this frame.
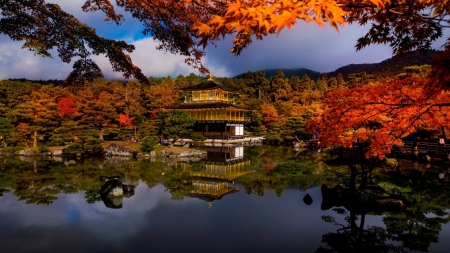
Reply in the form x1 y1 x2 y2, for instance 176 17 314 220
165 77 250 139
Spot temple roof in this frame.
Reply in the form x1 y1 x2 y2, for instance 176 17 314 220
163 102 250 111
181 80 238 93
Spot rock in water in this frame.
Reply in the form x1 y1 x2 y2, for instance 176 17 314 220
99 178 124 198
303 194 313 205
101 196 123 209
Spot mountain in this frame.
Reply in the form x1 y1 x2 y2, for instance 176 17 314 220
328 50 439 79
235 50 440 80
234 68 322 80
8 78 64 86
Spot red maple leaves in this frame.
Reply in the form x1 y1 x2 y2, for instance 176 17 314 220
306 74 450 159
58 98 76 117
117 113 134 127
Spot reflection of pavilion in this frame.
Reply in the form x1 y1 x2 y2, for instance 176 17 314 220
179 146 252 207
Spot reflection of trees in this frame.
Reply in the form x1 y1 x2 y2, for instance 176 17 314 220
0 157 147 205
373 169 450 252
161 164 194 201
324 146 386 190
317 208 405 253
318 167 450 253
236 146 345 196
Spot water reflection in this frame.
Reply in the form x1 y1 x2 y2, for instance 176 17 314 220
171 146 252 206
1 146 450 252
317 208 404 253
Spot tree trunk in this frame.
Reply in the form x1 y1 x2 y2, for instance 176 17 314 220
33 131 37 148
99 128 104 141
349 164 357 190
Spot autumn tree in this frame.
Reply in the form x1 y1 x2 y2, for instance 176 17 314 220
307 74 450 159
261 103 281 128
75 86 117 140
143 79 180 112
12 87 63 147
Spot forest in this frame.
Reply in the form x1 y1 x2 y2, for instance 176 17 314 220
0 61 435 156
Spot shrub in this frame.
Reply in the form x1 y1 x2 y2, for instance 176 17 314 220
51 138 66 146
385 158 399 168
38 145 49 153
0 146 24 154
190 133 206 146
140 136 159 153
63 143 84 156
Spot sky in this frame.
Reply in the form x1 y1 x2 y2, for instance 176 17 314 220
0 1 447 80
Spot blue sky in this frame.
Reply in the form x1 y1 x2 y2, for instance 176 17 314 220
0 1 447 80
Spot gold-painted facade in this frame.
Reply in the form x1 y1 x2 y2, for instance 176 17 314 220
185 109 248 122
186 89 234 104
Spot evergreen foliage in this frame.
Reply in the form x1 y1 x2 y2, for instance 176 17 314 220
140 136 159 153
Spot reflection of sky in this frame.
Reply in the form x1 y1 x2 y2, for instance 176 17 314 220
0 181 415 253
429 211 450 253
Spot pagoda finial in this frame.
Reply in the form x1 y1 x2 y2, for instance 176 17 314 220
207 73 214 81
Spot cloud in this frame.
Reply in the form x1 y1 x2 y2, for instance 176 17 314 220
0 35 229 80
0 36 73 80
203 23 395 76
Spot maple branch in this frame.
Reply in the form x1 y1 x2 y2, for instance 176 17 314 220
353 107 393 131
191 0 223 15
399 86 416 104
392 105 434 140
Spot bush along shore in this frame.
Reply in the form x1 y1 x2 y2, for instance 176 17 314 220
0 142 207 160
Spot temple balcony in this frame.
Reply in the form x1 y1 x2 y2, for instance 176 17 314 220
184 97 235 104
190 115 246 121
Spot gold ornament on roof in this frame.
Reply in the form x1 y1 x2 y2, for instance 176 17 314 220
207 73 214 80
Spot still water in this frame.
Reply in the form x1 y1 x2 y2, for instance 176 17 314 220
0 146 450 253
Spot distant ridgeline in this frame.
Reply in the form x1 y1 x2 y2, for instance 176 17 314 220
236 49 440 81
235 68 322 80
8 78 64 86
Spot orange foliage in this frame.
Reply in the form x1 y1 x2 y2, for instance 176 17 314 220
58 97 76 117
117 113 134 127
290 103 305 117
261 103 280 127
145 82 180 109
149 109 159 120
193 0 390 55
17 123 29 135
306 70 450 159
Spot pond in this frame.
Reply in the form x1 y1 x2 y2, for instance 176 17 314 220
0 146 449 253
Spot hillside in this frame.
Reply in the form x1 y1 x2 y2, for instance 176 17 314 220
328 50 440 79
235 50 440 80
235 68 322 80
8 78 64 86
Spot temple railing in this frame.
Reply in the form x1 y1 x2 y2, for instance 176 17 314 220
184 97 234 104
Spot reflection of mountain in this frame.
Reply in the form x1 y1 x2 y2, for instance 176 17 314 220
178 146 252 206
